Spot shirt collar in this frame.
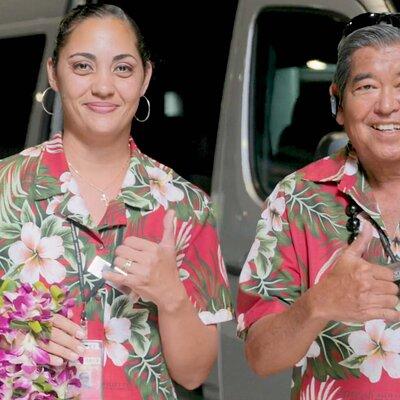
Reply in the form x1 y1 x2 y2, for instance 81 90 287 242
301 146 381 222
33 132 154 229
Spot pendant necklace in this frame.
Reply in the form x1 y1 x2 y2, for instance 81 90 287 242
68 157 130 206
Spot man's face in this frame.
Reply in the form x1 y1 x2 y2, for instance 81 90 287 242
337 44 400 167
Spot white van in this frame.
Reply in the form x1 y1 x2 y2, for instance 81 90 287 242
0 0 396 399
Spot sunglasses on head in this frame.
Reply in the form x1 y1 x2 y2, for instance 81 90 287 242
343 12 400 37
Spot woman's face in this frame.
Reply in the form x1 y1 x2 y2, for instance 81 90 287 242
336 44 400 168
47 17 152 139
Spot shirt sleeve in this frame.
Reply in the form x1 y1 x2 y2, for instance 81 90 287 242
237 185 302 339
178 203 233 325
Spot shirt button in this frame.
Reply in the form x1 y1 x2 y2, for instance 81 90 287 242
98 244 104 250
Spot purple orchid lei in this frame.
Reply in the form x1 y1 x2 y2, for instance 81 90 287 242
0 278 81 399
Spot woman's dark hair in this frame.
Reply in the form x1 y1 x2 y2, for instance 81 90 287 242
52 4 150 66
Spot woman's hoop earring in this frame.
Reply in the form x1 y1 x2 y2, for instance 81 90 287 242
135 95 151 122
41 87 54 116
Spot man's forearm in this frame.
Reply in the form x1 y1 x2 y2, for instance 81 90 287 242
245 289 328 377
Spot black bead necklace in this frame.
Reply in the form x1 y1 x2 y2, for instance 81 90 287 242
345 202 361 244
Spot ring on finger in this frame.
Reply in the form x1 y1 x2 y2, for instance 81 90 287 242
123 259 133 273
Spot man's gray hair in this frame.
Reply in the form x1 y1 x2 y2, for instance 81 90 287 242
333 24 400 100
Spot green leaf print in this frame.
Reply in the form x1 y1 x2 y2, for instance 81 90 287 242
123 191 152 210
41 216 64 237
0 222 21 239
339 353 366 369
20 201 36 224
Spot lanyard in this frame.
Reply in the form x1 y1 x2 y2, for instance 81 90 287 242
70 222 124 327
347 200 399 263
368 217 399 263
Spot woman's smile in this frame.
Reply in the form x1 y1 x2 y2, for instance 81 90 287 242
84 101 119 114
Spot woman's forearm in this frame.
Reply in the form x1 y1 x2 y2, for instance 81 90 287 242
157 286 218 390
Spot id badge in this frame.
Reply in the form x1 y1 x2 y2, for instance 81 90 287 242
77 340 104 400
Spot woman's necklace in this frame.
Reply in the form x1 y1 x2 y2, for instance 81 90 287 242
68 157 130 206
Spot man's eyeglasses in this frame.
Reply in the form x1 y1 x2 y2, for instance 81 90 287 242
343 12 400 38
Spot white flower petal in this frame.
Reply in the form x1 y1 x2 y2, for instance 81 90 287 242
306 341 320 358
19 262 40 284
383 352 400 379
272 197 285 215
106 317 131 343
8 241 32 265
37 236 64 259
21 222 41 251
239 262 252 284
104 303 111 324
46 197 62 215
348 330 376 355
365 319 386 343
122 170 136 188
164 183 184 202
67 195 89 217
360 352 384 383
381 328 400 353
198 309 233 325
272 215 283 232
39 259 66 284
146 166 169 181
344 158 358 176
105 341 129 366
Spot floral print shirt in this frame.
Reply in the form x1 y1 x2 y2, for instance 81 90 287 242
237 147 400 400
0 133 233 400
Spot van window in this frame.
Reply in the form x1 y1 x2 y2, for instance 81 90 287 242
0 34 45 158
250 9 345 198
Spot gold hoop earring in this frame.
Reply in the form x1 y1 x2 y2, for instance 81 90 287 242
135 95 150 122
40 87 54 116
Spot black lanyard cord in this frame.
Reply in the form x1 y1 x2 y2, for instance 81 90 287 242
70 222 124 324
346 200 399 263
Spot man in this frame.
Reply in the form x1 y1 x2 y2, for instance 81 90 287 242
238 13 400 399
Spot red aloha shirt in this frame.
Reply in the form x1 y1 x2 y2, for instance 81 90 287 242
237 146 400 400
0 133 233 399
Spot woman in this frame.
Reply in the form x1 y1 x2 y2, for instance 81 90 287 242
238 15 400 400
0 4 232 399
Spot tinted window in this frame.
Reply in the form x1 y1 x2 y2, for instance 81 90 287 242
0 34 45 158
251 9 346 197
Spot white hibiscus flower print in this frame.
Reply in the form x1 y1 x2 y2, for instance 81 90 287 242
343 155 358 176
239 239 260 284
67 195 89 217
60 172 79 194
198 308 233 325
347 319 400 383
121 169 136 188
8 222 65 284
46 195 63 215
237 313 246 333
295 341 320 375
261 196 285 232
146 166 184 208
20 146 42 157
104 303 131 366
